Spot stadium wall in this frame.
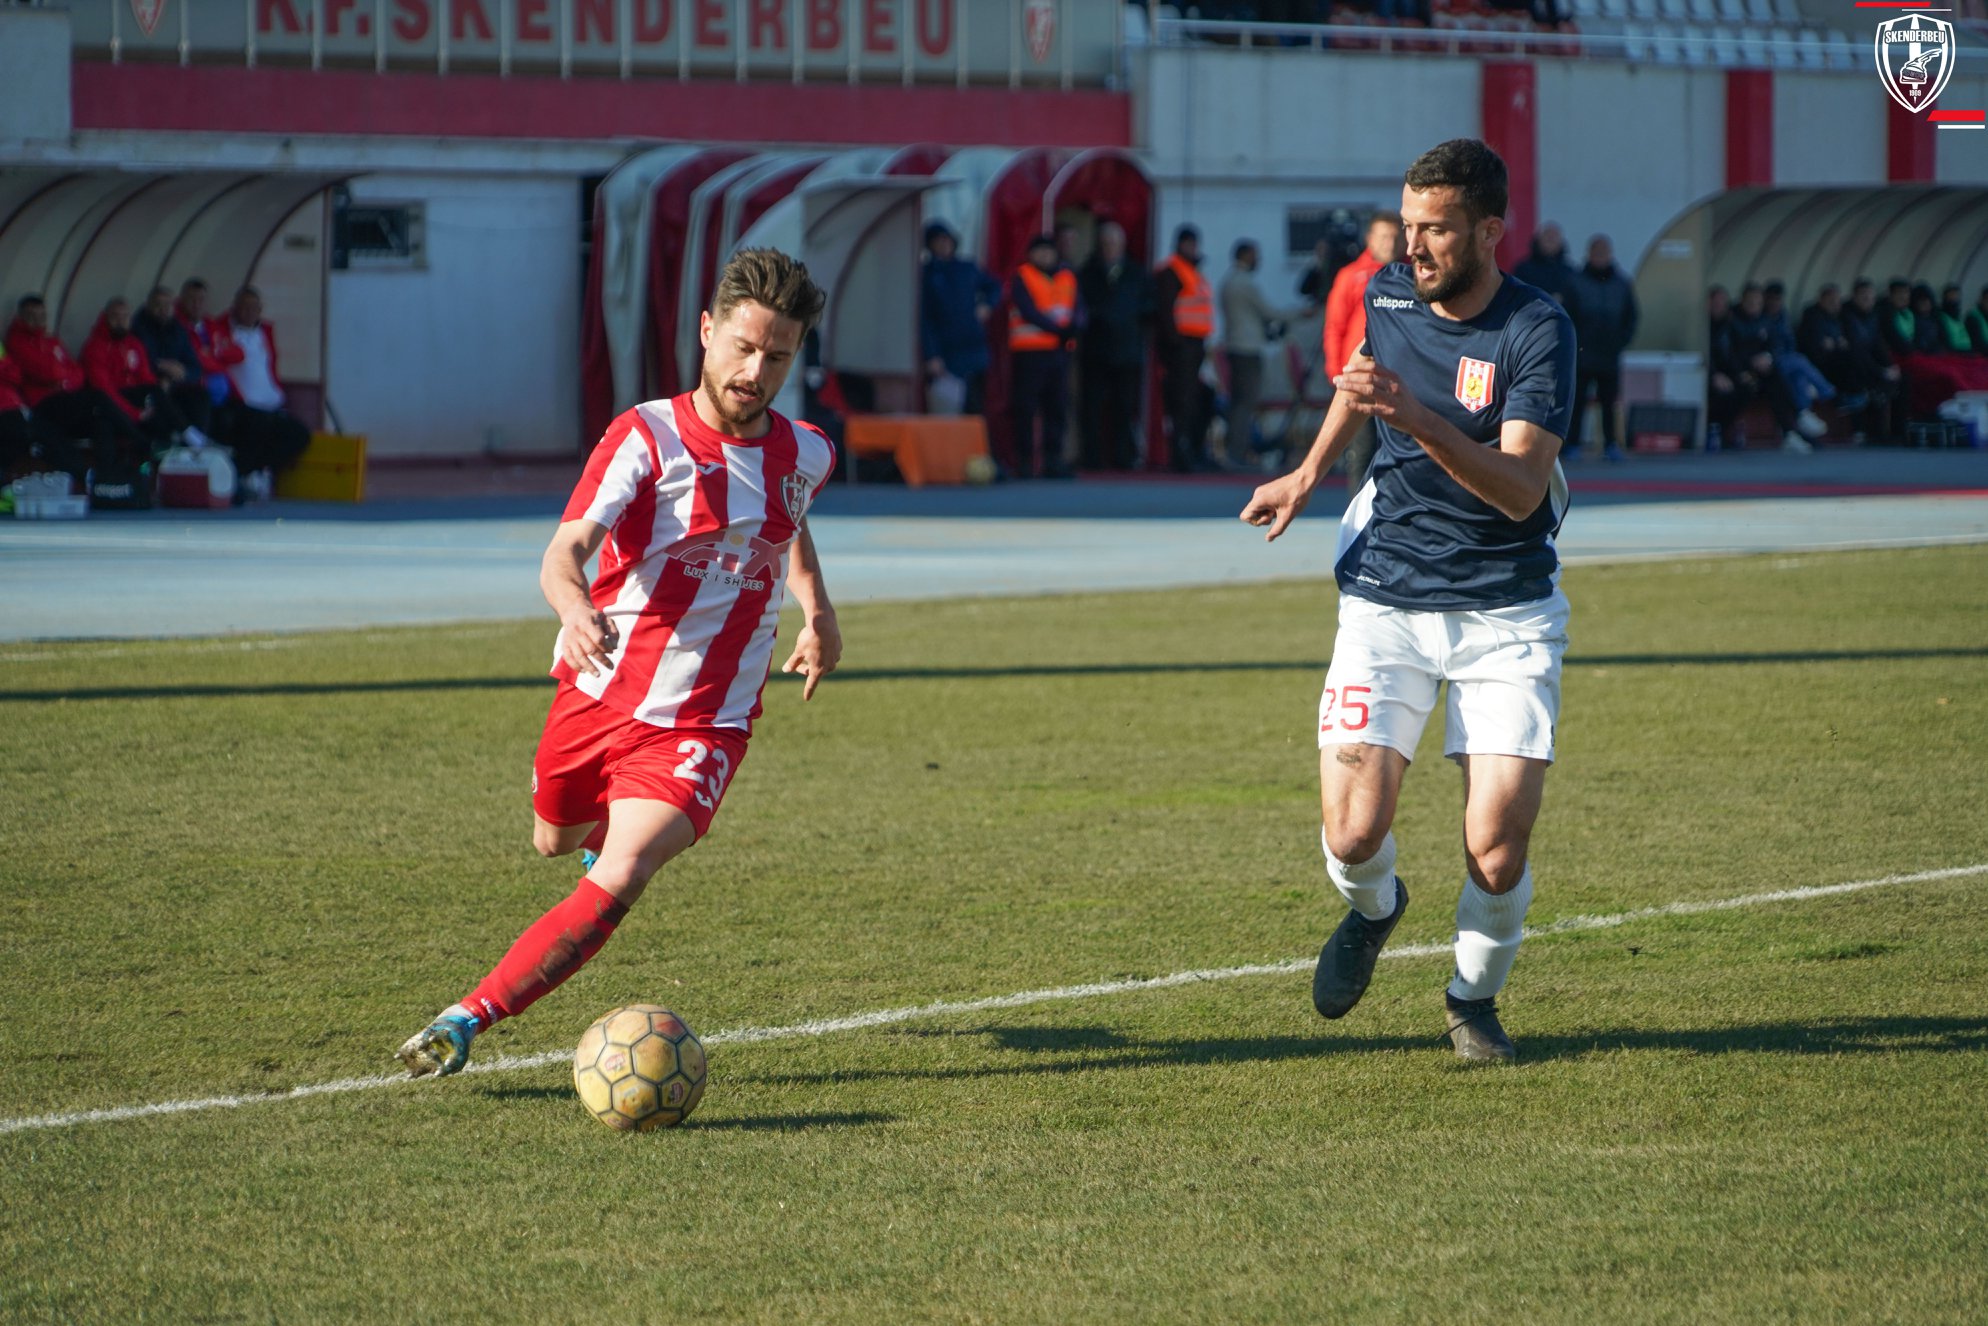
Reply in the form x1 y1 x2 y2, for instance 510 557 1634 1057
1137 44 1988 341
326 175 581 458
0 7 72 143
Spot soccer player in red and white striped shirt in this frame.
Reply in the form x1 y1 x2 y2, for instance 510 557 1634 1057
397 249 842 1077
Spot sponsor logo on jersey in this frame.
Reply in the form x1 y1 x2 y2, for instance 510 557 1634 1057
695 461 724 476
665 531 784 594
1454 356 1497 412
1372 295 1417 310
1875 14 1954 114
780 472 809 525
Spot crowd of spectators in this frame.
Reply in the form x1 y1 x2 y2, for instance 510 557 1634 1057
0 279 311 503
913 214 1988 480
919 217 1326 479
1705 277 1988 450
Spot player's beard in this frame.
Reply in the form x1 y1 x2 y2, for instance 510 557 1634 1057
700 366 768 429
1413 244 1486 305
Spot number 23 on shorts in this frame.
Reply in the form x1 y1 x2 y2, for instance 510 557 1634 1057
671 739 733 810
1320 685 1372 735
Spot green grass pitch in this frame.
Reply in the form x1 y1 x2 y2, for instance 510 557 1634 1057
2 544 1985 1323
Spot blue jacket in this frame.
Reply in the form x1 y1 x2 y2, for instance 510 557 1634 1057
132 307 204 382
920 255 1002 377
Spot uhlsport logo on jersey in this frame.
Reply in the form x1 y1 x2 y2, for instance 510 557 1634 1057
1876 14 1955 114
1454 356 1497 413
780 472 809 525
665 531 784 594
130 0 166 37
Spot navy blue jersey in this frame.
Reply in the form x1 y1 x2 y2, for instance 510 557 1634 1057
1334 262 1577 611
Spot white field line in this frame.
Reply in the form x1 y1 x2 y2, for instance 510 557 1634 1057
2 862 1982 1137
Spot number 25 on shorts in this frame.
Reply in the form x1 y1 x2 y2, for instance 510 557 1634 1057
1320 685 1371 735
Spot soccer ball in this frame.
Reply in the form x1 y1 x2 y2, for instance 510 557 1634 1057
962 453 997 486
572 1004 708 1131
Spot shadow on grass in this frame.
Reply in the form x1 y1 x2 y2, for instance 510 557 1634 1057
736 1015 1988 1085
471 1083 895 1131
6 646 1987 704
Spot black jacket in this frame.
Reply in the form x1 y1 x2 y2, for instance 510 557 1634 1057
1513 241 1575 306
1567 262 1639 368
1077 254 1152 368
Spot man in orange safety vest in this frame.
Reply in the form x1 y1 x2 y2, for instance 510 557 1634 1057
1153 225 1213 472
1007 232 1085 479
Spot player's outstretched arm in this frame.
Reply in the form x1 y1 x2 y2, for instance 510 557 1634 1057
541 517 617 677
780 519 841 702
1240 375 1364 542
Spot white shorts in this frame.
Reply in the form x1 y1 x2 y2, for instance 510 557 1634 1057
1318 588 1569 763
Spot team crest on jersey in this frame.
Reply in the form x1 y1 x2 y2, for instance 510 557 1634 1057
780 472 809 525
1454 356 1497 412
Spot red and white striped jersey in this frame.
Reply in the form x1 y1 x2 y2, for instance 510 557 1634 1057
551 393 836 732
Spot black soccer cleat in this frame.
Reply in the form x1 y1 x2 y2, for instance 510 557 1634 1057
1312 878 1408 1019
1443 992 1517 1063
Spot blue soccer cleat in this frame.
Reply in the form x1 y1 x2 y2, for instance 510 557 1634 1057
395 1011 479 1078
580 848 600 874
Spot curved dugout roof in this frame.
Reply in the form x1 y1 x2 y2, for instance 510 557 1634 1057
1635 186 1988 356
0 169 342 352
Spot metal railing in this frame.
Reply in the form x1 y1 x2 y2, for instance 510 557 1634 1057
58 0 1121 90
1147 14 1981 69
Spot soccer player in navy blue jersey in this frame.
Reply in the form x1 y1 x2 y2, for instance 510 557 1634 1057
1241 139 1578 1062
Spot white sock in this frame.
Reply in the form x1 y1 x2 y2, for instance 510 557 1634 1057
1448 867 1533 1001
1323 827 1398 921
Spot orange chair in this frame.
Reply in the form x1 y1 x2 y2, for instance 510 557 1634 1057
843 414 990 487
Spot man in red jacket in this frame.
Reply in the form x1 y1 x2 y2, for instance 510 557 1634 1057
4 295 149 464
175 278 243 399
83 298 198 446
1321 211 1404 491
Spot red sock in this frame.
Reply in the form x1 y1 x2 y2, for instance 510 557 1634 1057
462 879 629 1028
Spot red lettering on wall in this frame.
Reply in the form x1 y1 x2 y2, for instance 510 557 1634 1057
517 0 551 42
694 0 725 48
915 0 951 56
863 0 895 54
452 0 494 42
257 0 304 34
806 0 842 51
323 0 357 37
392 0 431 42
574 0 614 43
633 0 671 42
749 0 786 50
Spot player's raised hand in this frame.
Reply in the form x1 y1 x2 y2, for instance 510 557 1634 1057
1335 362 1431 435
1241 470 1311 543
781 612 842 701
558 603 618 677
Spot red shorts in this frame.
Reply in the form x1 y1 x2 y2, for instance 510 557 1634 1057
531 684 749 841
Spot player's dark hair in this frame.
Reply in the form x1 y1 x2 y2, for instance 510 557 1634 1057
711 247 826 335
181 277 207 293
1232 238 1257 261
17 294 43 311
1368 209 1403 232
1402 139 1508 223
